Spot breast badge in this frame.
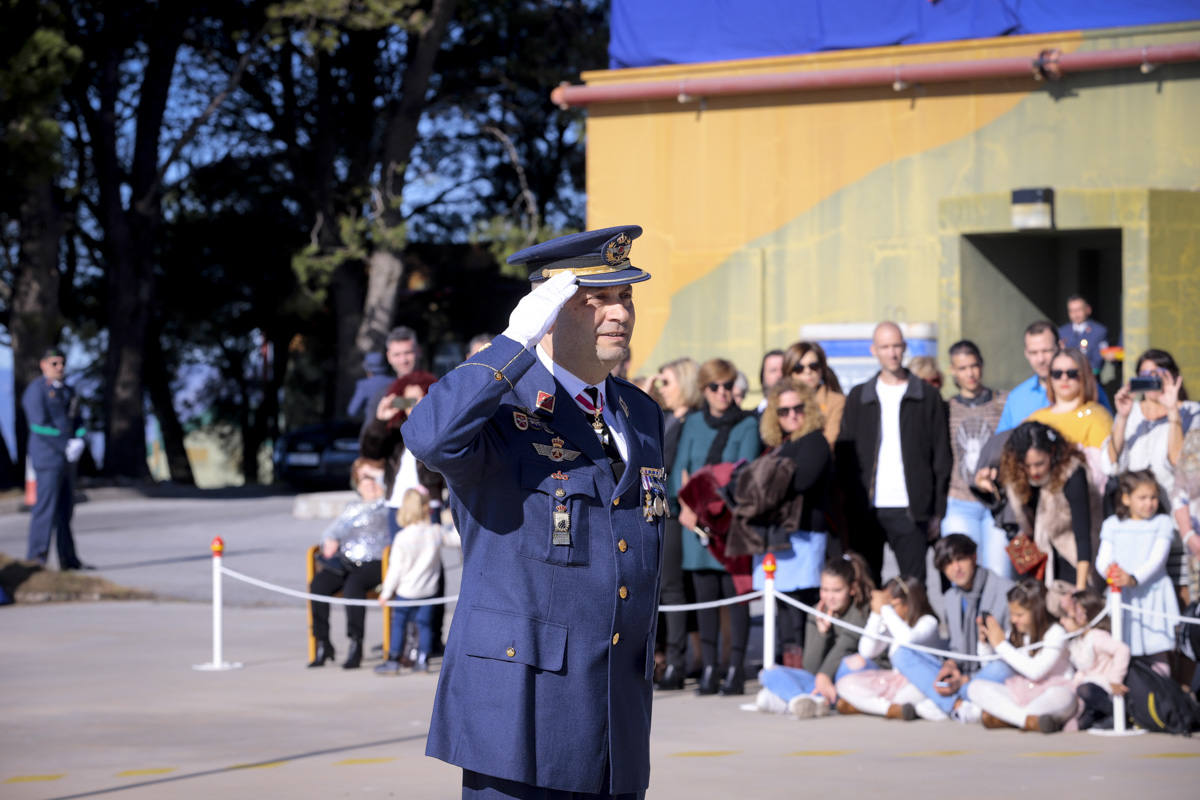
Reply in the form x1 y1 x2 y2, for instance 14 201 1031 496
513 411 530 431
533 437 581 463
553 504 572 546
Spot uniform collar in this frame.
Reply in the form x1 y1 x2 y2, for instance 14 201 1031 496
535 345 607 413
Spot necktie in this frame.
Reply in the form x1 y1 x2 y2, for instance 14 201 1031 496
580 387 625 483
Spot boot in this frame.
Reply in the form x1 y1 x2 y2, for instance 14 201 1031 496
1024 714 1061 733
885 703 917 721
835 698 860 715
981 711 1013 729
718 665 745 696
412 652 429 673
695 665 720 696
341 638 363 669
307 640 335 668
656 664 685 691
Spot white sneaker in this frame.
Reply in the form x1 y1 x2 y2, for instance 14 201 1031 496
755 688 788 715
952 700 982 725
812 695 831 717
788 695 817 719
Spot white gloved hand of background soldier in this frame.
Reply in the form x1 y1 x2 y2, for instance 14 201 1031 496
65 438 86 464
502 270 579 350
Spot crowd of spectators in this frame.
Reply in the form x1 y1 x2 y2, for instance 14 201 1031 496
641 295 1199 733
313 298 1200 732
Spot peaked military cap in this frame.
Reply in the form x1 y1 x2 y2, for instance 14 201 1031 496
508 225 651 286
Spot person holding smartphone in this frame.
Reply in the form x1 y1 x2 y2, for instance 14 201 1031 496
1107 348 1198 602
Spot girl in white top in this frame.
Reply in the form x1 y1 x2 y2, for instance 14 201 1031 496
375 488 461 674
967 578 1076 732
835 576 943 720
1096 470 1179 673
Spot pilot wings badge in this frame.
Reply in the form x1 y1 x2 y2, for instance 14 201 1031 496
533 437 581 463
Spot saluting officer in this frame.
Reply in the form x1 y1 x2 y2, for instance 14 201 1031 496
23 347 90 569
403 225 668 799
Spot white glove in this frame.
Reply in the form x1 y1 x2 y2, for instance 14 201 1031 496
65 438 86 464
502 271 579 350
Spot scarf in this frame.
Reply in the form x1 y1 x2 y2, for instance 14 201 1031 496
702 405 748 466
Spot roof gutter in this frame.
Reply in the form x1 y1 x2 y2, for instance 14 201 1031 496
550 41 1200 109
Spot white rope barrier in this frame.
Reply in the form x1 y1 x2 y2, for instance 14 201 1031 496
220 566 460 608
659 591 764 612
1118 601 1200 627
773 590 1111 663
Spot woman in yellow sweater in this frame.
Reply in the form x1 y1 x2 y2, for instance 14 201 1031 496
1028 348 1113 448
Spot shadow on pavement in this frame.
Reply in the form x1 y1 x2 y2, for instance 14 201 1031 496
97 548 273 571
45 733 430 800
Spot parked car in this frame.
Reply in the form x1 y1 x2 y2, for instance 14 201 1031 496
272 420 362 488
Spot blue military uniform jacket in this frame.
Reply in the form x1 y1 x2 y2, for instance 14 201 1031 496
22 378 82 471
1058 320 1108 372
402 335 666 795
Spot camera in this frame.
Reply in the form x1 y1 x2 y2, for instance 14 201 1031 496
1129 375 1162 393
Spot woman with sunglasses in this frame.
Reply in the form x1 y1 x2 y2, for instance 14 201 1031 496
670 358 762 695
1027 348 1113 449
653 357 703 690
1107 348 1198 602
782 342 845 448
753 378 835 667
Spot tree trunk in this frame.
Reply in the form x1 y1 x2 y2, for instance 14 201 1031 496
332 262 366 417
144 328 195 484
355 249 405 354
9 178 63 482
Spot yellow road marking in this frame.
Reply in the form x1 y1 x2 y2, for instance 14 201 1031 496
230 760 288 770
671 750 740 757
902 750 969 757
117 768 177 777
1023 751 1095 758
335 758 396 765
788 750 852 757
1141 753 1200 759
5 775 65 783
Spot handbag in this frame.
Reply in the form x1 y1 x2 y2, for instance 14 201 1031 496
1005 532 1047 580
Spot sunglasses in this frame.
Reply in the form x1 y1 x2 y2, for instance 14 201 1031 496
791 362 821 374
706 380 735 393
778 404 805 417
1050 369 1080 380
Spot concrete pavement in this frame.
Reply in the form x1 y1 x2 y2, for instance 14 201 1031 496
3 600 1199 800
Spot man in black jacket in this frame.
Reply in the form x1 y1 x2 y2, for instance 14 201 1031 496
836 322 951 583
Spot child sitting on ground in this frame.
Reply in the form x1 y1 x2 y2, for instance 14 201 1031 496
375 488 460 674
966 579 1078 733
1064 588 1130 730
835 575 942 721
756 552 874 718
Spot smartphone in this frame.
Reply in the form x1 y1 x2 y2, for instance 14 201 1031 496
1129 375 1162 392
933 680 951 688
391 396 417 410
979 611 992 624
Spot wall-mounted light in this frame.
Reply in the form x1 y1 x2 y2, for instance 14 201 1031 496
1011 187 1055 230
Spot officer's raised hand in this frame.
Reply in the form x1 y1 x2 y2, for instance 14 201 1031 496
502 270 579 350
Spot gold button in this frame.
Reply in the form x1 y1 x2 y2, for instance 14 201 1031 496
612 498 620 506
611 633 620 646
555 488 565 498
506 647 515 658
618 539 628 552
619 586 628 600
493 371 503 381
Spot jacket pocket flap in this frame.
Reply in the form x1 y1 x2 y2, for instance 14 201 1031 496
520 459 597 498
462 607 568 672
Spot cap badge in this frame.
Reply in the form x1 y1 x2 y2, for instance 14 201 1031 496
603 232 632 266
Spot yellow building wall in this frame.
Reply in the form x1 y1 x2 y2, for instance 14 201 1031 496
583 23 1200 390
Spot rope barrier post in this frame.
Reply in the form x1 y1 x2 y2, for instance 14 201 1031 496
761 553 777 671
1088 579 1143 737
193 537 243 672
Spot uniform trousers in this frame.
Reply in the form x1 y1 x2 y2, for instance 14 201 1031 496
26 466 80 568
309 560 383 641
462 768 644 799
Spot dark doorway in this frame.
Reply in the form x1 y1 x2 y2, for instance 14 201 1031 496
959 229 1122 395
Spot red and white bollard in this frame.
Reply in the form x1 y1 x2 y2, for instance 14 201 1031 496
762 553 777 672
193 537 242 671
1088 579 1142 736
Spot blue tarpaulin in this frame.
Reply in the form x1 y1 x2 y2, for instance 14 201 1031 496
609 1 1200 69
